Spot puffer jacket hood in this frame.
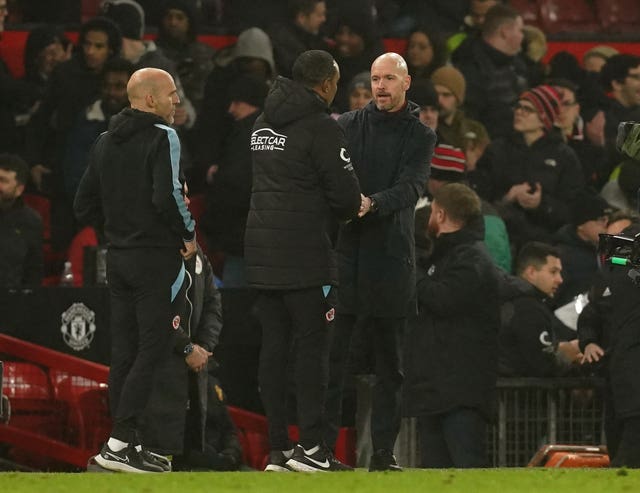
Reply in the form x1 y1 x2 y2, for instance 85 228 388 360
108 108 167 142
262 76 328 128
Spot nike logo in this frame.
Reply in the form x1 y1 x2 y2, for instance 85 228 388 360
105 451 129 463
305 456 330 468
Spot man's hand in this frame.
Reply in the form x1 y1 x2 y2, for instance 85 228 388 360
503 182 530 203
557 339 583 365
581 342 605 364
206 164 219 184
516 182 542 210
185 344 212 372
358 194 372 218
30 164 51 191
181 239 197 259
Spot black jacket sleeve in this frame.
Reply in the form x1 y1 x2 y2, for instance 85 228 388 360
74 136 105 228
195 253 223 352
311 118 361 221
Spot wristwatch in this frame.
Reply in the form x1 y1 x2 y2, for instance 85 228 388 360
369 197 378 212
183 343 195 356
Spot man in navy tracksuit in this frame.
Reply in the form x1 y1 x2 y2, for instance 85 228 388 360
75 67 209 473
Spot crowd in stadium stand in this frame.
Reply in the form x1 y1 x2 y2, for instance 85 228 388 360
3 0 640 470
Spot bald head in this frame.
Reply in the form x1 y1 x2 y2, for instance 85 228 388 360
127 68 179 124
370 52 411 112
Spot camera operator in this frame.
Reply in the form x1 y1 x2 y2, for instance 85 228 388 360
591 121 640 467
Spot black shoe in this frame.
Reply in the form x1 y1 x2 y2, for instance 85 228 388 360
94 443 165 473
369 449 402 472
286 444 352 472
264 449 294 472
139 448 172 472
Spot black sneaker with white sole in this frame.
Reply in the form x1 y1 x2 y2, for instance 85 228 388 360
264 449 294 472
286 444 353 472
94 443 165 473
139 448 172 472
369 449 402 472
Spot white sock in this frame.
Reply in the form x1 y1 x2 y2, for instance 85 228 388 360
107 437 128 452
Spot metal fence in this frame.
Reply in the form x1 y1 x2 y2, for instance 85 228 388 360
392 377 606 468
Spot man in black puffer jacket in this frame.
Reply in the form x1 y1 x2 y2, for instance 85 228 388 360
244 50 361 472
404 183 499 468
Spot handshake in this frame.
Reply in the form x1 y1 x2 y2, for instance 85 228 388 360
358 193 376 217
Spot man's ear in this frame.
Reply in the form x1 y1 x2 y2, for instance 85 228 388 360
15 182 25 198
145 93 155 109
403 74 411 92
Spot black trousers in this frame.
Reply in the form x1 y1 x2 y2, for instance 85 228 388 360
325 313 404 452
107 248 186 443
255 287 333 451
611 415 640 468
418 408 489 468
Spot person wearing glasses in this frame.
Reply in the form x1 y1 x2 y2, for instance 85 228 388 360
552 78 608 190
470 84 585 251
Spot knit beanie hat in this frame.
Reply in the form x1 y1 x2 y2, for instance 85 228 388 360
569 189 611 226
519 84 562 132
348 71 371 95
430 144 467 182
102 0 145 40
407 79 439 109
228 75 269 108
431 66 466 105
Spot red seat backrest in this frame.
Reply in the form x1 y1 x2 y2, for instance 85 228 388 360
538 0 600 33
595 0 640 32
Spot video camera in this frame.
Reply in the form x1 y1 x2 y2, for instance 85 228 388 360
596 121 640 282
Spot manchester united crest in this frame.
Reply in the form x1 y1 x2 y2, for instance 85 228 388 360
60 302 96 351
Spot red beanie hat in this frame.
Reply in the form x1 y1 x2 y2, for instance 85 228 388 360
519 84 561 132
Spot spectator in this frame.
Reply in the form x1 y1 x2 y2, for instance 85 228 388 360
406 78 440 131
583 45 619 74
244 50 360 472
447 0 499 55
553 189 612 307
61 57 135 203
499 242 583 378
203 75 268 287
419 144 512 273
329 11 383 113
346 71 372 111
601 159 640 213
101 0 197 129
453 3 528 139
600 54 640 170
0 153 43 287
471 84 585 250
25 16 122 252
404 182 499 468
326 52 434 472
520 25 547 88
156 0 215 112
404 26 447 82
431 65 490 170
195 27 275 191
269 0 329 78
552 79 608 190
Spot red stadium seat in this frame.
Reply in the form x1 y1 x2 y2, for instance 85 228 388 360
538 0 601 34
528 444 609 467
595 0 640 33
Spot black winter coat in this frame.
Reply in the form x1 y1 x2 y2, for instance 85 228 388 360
599 225 640 418
0 200 43 287
141 246 224 455
403 224 499 420
471 132 585 246
453 38 528 140
553 224 600 307
336 100 434 317
244 76 361 289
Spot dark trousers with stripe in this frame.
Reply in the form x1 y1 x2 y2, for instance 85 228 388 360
107 247 186 443
256 287 333 451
